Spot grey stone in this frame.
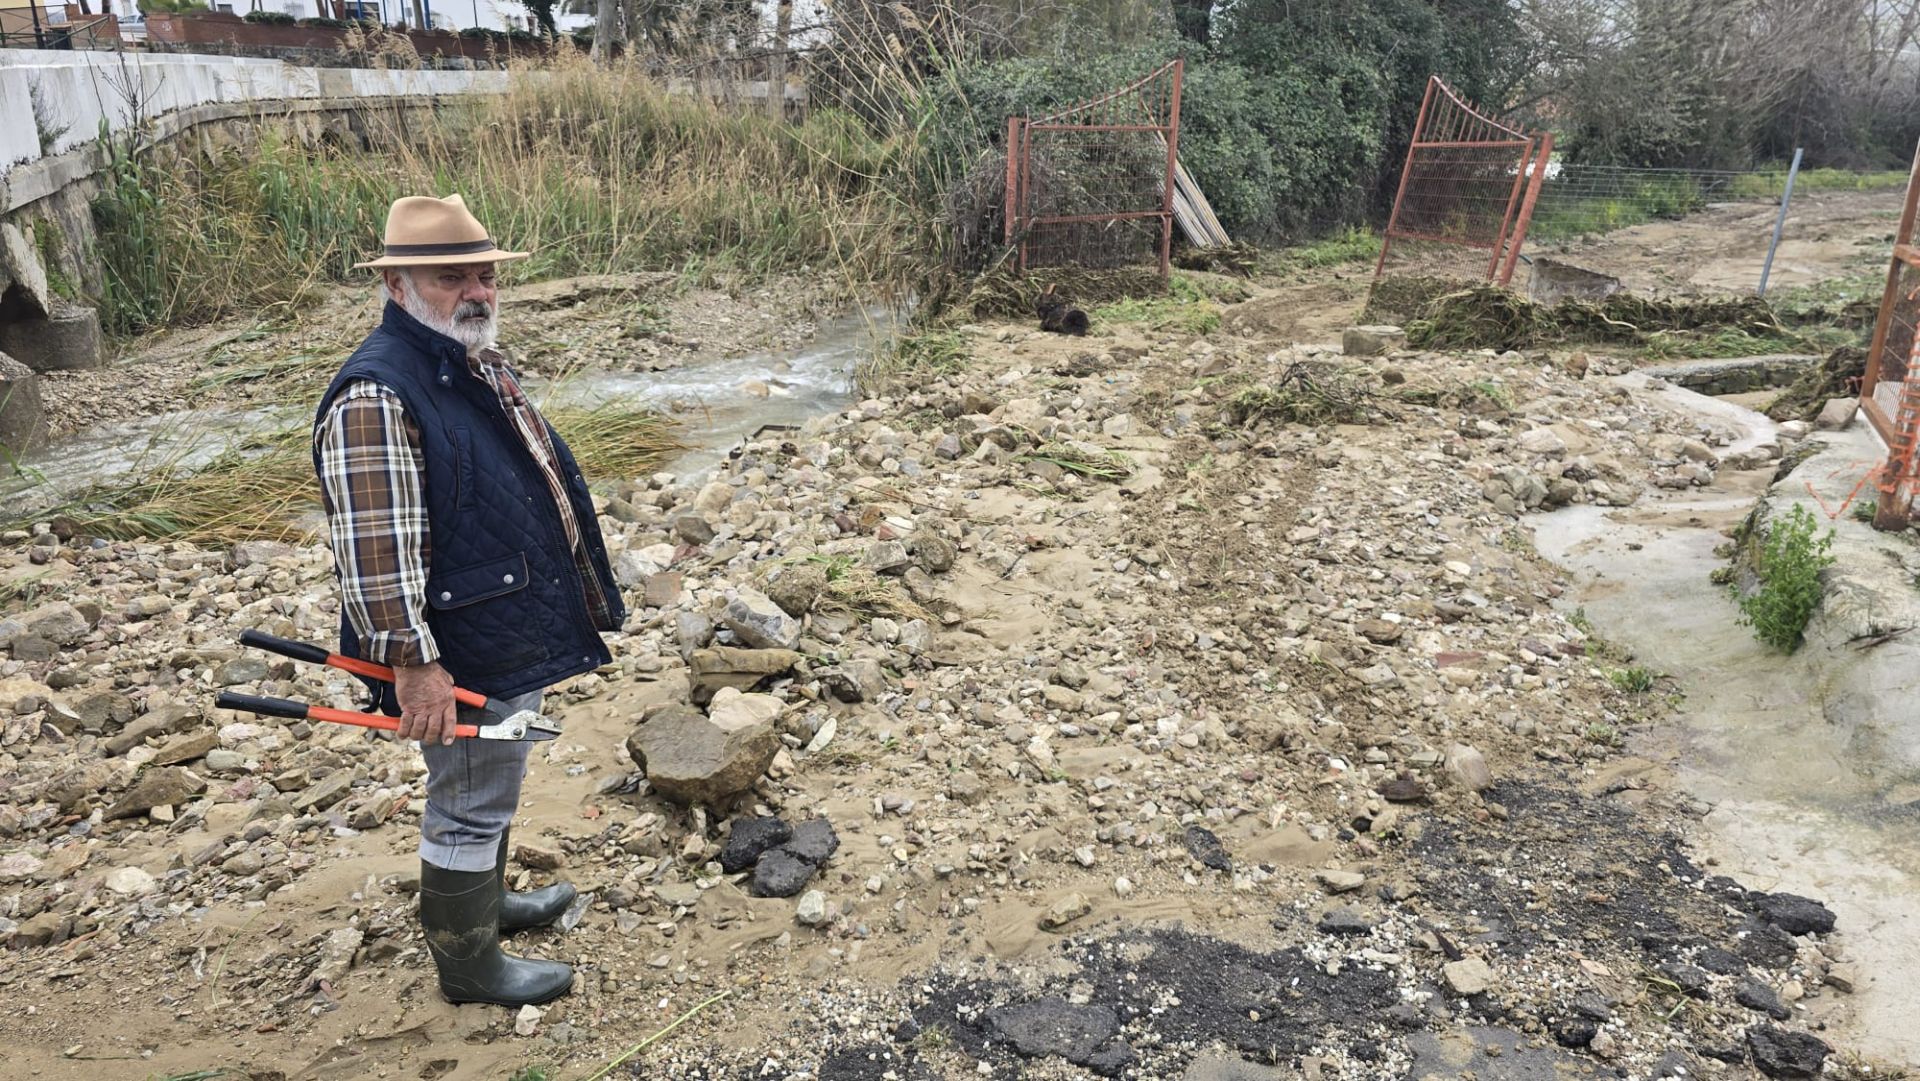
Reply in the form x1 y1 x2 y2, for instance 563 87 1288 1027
671 513 715 545
1747 1025 1829 1079
783 817 839 865
675 611 714 658
718 816 791 873
1181 825 1231 871
1443 957 1499 995
1736 979 1792 1020
1517 428 1567 457
1756 892 1836 935
722 588 802 650
687 646 800 704
794 889 828 927
1343 325 1406 357
0 352 44 454
39 760 119 811
214 656 271 687
151 729 219 766
750 848 818 897
984 998 1129 1076
863 540 912 575
107 767 207 819
1815 398 1858 431
1446 743 1494 793
230 541 294 567
1316 905 1377 936
1179 1052 1290 1081
1316 869 1366 894
293 771 354 812
821 659 888 703
0 304 104 373
21 600 88 646
627 699 779 805
103 866 158 896
1657 961 1712 999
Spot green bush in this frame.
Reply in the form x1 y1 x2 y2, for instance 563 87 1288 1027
1736 504 1836 652
243 10 296 24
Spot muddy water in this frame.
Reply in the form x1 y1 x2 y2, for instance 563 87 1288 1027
1532 378 1920 1064
1 308 888 515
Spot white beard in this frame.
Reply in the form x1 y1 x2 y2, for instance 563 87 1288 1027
395 273 498 353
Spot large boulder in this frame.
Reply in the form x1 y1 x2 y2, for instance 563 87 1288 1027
626 690 781 805
0 351 44 454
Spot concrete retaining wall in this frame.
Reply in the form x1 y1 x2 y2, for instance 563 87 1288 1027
0 50 507 200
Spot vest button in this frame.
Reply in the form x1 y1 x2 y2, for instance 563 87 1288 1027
439 591 452 601
438 374 451 385
503 573 515 584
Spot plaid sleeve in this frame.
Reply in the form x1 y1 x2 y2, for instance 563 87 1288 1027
315 381 438 667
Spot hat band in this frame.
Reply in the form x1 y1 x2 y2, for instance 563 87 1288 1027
382 238 498 257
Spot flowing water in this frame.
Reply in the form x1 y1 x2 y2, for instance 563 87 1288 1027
1533 376 1920 1065
1 307 888 516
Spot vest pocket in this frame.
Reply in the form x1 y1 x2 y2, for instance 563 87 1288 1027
428 551 531 609
427 551 551 674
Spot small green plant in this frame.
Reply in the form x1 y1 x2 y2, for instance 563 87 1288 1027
1607 666 1657 694
28 80 71 158
1853 499 1878 523
1584 722 1623 747
1736 504 1836 652
802 552 856 582
1568 607 1596 636
507 1068 555 1081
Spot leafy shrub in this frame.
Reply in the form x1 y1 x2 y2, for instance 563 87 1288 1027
298 15 349 28
1736 504 1836 652
243 10 296 24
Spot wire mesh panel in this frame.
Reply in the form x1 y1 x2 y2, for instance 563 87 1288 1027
1006 59 1183 276
1374 76 1549 284
1861 139 1920 528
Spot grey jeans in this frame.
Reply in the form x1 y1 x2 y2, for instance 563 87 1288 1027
418 690 544 873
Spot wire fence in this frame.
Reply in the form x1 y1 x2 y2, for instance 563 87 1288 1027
1005 58 1183 276
1527 164 1804 241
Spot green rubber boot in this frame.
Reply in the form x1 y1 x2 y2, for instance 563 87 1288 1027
497 829 577 933
419 860 573 1007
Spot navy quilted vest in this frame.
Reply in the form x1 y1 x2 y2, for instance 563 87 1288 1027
314 301 625 714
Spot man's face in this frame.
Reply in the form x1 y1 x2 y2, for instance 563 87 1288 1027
386 263 499 352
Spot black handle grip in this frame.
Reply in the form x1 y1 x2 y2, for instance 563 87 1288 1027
215 691 310 720
239 630 332 666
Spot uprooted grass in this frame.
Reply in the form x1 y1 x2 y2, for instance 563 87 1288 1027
12 404 682 545
1018 441 1134 482
856 327 971 397
960 265 1170 320
1403 285 1856 356
1225 363 1398 427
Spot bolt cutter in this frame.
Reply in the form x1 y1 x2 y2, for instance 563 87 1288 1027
214 629 560 742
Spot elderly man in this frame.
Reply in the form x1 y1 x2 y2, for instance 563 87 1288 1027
313 194 624 1007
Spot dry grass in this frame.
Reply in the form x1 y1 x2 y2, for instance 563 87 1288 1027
15 403 682 546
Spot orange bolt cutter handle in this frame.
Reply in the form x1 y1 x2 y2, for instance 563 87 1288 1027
239 629 487 709
214 691 481 739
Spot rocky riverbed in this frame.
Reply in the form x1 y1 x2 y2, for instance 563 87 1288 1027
0 278 1883 1080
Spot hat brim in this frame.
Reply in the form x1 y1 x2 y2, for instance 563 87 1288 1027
353 249 531 269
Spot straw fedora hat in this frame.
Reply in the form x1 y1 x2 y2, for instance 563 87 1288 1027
354 193 529 269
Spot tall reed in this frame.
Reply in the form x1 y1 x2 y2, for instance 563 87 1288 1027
92 49 928 335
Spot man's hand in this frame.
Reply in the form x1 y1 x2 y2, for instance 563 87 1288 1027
393 661 459 746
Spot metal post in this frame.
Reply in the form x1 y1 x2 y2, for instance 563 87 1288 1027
1758 147 1804 297
29 1 47 49
1499 131 1554 286
1158 58 1183 281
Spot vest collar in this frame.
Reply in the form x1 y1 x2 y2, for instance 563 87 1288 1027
380 300 473 387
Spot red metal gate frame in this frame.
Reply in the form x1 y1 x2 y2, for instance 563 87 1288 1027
1857 137 1920 528
1373 75 1551 285
1004 59 1184 279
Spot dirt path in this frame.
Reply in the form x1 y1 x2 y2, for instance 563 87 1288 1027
1524 187 1901 297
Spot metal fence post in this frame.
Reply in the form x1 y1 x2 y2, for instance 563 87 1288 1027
1757 147 1803 297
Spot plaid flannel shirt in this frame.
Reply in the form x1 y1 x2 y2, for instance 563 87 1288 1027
315 347 613 667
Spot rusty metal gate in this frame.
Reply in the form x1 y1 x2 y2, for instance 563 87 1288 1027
1858 139 1920 528
1373 75 1551 284
1004 59 1184 277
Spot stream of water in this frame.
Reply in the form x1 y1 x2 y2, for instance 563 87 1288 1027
1 307 887 516
1532 376 1920 1065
